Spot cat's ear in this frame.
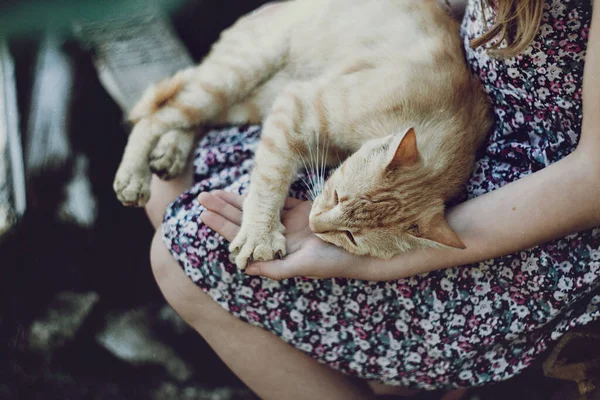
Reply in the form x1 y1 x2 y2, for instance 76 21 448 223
387 127 419 170
409 212 466 249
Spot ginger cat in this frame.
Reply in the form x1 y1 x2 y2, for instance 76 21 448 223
114 0 493 269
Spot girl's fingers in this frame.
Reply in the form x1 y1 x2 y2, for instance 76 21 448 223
212 190 246 210
198 192 243 225
246 250 312 281
246 259 296 281
212 190 306 211
200 210 240 242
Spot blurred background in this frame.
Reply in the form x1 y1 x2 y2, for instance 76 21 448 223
0 1 598 399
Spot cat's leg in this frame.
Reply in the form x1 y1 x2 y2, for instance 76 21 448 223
214 71 291 125
229 80 337 269
114 9 293 206
114 118 177 206
230 68 392 269
149 129 197 180
228 82 313 269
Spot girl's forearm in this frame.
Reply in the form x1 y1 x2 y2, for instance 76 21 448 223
366 151 600 281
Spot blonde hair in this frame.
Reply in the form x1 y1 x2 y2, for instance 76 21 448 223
471 0 545 58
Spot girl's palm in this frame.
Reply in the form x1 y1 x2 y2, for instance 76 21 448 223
198 191 365 280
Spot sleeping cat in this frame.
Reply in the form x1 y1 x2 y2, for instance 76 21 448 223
114 0 493 269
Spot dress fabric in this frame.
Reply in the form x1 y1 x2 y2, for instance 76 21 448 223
161 0 600 390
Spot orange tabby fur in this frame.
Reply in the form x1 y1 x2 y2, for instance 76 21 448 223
114 0 493 269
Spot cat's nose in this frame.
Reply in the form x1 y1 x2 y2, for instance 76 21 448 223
309 217 328 233
309 216 334 234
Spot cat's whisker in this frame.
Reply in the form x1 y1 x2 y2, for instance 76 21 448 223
293 143 318 201
300 178 315 200
319 139 330 195
317 136 323 195
305 135 314 186
307 131 321 199
314 138 326 197
309 130 326 198
297 168 314 199
314 130 322 197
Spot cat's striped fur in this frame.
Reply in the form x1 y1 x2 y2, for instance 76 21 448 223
114 0 492 269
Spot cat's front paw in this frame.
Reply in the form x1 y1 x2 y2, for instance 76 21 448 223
113 166 152 207
229 222 286 270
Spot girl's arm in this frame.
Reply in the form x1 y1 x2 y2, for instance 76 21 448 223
363 3 600 281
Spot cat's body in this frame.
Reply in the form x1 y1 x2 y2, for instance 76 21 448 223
114 0 493 269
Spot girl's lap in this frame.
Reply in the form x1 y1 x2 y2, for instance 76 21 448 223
161 124 600 389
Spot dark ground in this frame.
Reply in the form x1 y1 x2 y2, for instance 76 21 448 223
1 2 267 398
0 1 596 399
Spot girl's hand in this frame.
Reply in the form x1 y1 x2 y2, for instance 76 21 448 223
198 191 373 281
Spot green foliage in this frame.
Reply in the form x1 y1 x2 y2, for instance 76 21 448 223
0 0 187 38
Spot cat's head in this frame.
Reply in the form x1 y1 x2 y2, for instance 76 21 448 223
308 127 465 259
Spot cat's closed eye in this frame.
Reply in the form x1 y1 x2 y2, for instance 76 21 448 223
407 224 420 236
334 190 339 205
344 230 357 246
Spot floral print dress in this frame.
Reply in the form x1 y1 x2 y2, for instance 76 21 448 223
161 0 600 390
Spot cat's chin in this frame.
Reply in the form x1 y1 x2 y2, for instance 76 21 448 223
314 233 355 255
315 233 390 259
316 232 417 260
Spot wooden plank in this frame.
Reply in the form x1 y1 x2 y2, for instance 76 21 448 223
25 34 74 176
73 9 194 114
0 39 26 238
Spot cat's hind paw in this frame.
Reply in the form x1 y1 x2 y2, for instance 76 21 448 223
149 131 191 180
229 224 286 270
113 166 151 207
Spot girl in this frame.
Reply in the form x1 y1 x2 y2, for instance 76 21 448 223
145 0 600 398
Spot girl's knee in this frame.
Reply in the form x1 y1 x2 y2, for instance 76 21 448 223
149 231 217 327
150 232 196 323
150 231 178 283
145 166 194 229
145 176 175 229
